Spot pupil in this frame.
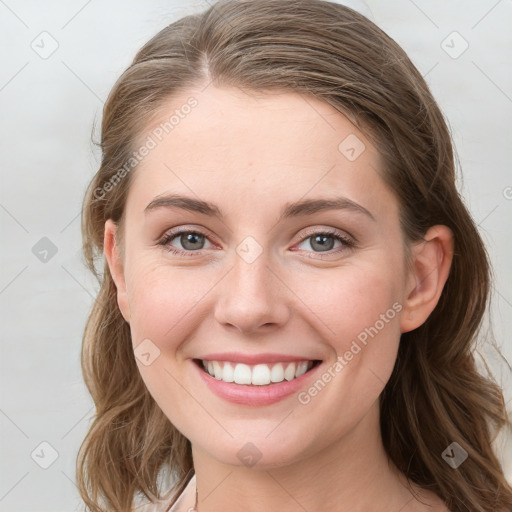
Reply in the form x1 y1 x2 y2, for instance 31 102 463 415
182 233 203 250
312 235 333 252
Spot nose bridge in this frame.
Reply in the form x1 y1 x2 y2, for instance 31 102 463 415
233 244 272 296
213 237 290 332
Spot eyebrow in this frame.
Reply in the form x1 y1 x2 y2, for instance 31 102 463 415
144 193 375 222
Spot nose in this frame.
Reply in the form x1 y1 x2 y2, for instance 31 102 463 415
213 248 292 334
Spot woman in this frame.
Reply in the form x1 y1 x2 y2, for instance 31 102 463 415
77 1 512 511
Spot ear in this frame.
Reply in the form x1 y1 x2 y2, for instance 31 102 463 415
103 219 131 324
400 225 454 333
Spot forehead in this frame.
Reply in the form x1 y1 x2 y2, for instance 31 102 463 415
139 86 368 168
126 86 397 222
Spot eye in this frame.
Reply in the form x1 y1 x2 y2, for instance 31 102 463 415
157 229 214 256
294 228 355 258
157 227 355 258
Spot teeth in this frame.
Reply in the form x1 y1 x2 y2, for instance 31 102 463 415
201 360 315 385
284 362 296 381
233 363 252 384
213 361 223 380
295 361 309 378
223 362 235 382
252 364 270 385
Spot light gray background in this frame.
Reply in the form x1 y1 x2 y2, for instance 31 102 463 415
1 1 511 510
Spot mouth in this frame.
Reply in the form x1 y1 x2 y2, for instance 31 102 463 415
193 358 322 386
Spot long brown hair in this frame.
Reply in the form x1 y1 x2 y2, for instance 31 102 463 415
77 1 512 510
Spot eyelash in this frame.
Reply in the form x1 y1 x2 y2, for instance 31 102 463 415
157 227 356 259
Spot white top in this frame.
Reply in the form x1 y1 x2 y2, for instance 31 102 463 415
133 474 196 512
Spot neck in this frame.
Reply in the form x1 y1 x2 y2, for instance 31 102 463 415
191 402 423 512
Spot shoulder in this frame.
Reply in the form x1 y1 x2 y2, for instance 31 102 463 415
133 474 196 512
133 498 170 512
133 502 160 512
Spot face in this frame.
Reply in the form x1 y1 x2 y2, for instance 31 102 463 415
106 85 416 469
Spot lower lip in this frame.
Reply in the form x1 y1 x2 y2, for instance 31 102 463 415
193 360 323 406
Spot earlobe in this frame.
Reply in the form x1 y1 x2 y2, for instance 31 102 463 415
103 219 131 323
400 225 454 333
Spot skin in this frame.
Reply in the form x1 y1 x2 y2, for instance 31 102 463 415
104 85 453 511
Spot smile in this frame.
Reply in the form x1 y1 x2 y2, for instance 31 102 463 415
198 359 320 386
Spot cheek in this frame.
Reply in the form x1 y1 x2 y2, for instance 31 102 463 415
291 263 403 397
294 262 402 339
123 263 209 432
125 261 218 350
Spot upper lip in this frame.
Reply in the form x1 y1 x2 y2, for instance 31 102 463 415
195 352 321 365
